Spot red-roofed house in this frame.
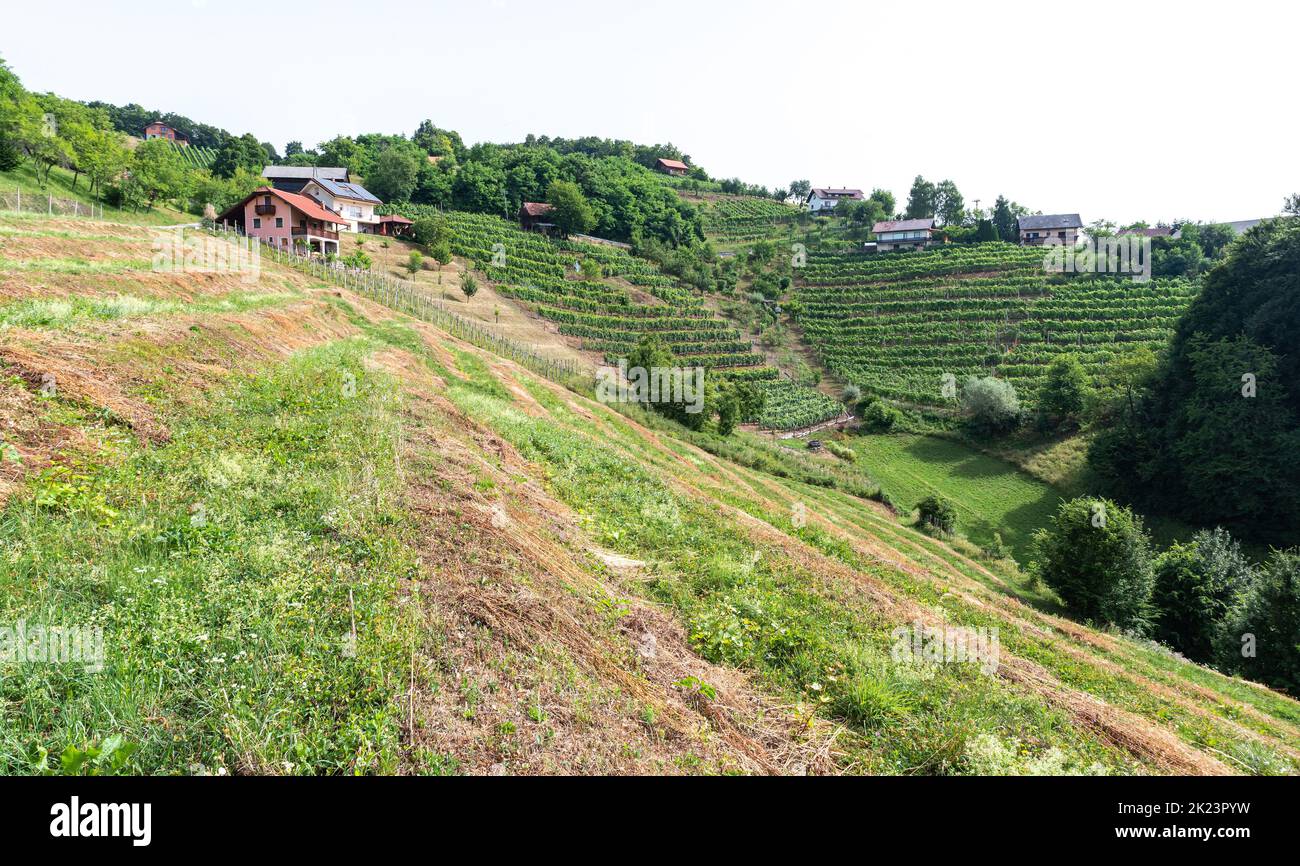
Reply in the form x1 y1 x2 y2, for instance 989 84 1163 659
217 187 349 255
872 218 935 252
144 121 189 145
655 158 690 176
519 201 556 234
807 188 864 214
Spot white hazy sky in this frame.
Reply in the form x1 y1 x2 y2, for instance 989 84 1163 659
4 0 1296 225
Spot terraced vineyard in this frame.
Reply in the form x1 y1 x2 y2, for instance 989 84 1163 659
385 207 844 429
701 195 800 244
166 140 217 170
795 242 1198 406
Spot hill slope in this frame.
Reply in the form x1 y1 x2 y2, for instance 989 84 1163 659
2 214 1298 775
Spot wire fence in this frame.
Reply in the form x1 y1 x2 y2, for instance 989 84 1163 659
0 185 106 219
207 223 587 387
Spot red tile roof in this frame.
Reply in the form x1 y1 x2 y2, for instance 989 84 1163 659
219 186 350 226
521 202 555 217
377 214 414 224
656 158 689 171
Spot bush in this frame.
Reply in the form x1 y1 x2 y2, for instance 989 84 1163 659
1032 498 1155 631
842 384 862 404
429 239 453 266
825 440 856 462
1152 528 1254 662
411 215 450 247
916 495 957 535
861 399 902 432
405 251 423 276
461 273 478 299
1039 354 1090 425
961 376 1020 432
1216 549 1300 694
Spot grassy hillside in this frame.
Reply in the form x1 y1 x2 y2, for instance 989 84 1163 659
0 161 191 226
2 214 1298 776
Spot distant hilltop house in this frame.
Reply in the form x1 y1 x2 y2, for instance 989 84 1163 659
519 201 557 234
655 158 690 177
262 165 350 195
1018 213 1082 246
807 188 863 215
217 186 349 255
143 121 189 145
1118 225 1182 240
298 176 384 234
873 218 935 252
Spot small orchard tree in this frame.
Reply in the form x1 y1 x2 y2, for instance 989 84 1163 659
1032 497 1155 631
917 495 957 535
461 273 478 299
430 240 453 267
406 250 423 276
961 376 1020 432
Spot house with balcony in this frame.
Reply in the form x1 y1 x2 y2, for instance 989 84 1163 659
806 187 864 215
1017 213 1083 246
872 218 935 252
298 176 383 234
217 186 349 255
262 165 350 195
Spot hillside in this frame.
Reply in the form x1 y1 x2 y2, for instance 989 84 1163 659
2 212 1298 776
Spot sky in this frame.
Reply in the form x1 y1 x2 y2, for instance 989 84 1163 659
3 0 1296 225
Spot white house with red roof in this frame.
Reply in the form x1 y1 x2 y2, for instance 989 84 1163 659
807 187 864 214
217 186 350 255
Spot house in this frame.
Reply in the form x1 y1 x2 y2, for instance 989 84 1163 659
873 218 934 252
1018 213 1082 245
519 202 557 234
1118 225 1181 240
655 158 690 176
806 188 864 214
261 166 350 195
298 176 383 233
144 121 188 145
216 186 349 255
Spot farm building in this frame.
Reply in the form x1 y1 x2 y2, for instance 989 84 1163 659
1018 213 1082 246
806 187 864 214
217 186 349 255
298 176 383 234
143 121 189 145
374 215 414 238
262 165 350 195
655 158 690 176
873 218 935 252
519 201 557 234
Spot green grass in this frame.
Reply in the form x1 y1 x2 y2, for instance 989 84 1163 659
846 432 1063 562
0 162 191 225
0 338 419 775
0 290 299 329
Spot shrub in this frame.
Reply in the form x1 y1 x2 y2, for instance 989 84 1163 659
825 440 856 462
1039 354 1091 424
842 384 862 404
1032 497 1155 631
916 495 957 535
405 251 423 276
1152 528 1254 662
461 273 478 299
1216 549 1300 694
411 214 449 248
430 239 452 266
961 376 1020 432
861 399 902 432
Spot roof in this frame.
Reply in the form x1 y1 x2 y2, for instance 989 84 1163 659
656 158 689 170
1118 226 1176 238
262 166 350 181
810 188 864 199
305 176 382 204
1018 213 1083 231
1225 219 1263 235
218 186 350 226
873 218 934 233
377 214 413 225
521 202 555 217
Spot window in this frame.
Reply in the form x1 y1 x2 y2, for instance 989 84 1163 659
275 217 283 228
253 218 261 229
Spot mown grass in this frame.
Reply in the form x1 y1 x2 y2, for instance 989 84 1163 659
0 290 299 328
0 338 419 774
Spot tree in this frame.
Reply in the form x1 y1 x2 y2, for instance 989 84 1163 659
788 179 811 202
961 376 1020 432
127 138 188 208
933 179 965 226
1039 354 1090 424
368 148 419 203
1153 528 1254 662
1217 549 1300 693
411 214 450 248
991 195 1025 243
461 273 478 298
284 140 304 157
211 133 265 179
545 179 595 236
406 250 423 276
904 175 936 219
1284 193 1300 217
974 219 998 243
1032 498 1155 631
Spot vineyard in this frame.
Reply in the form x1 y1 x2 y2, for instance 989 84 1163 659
794 242 1198 406
384 206 845 429
701 195 800 244
166 140 217 170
